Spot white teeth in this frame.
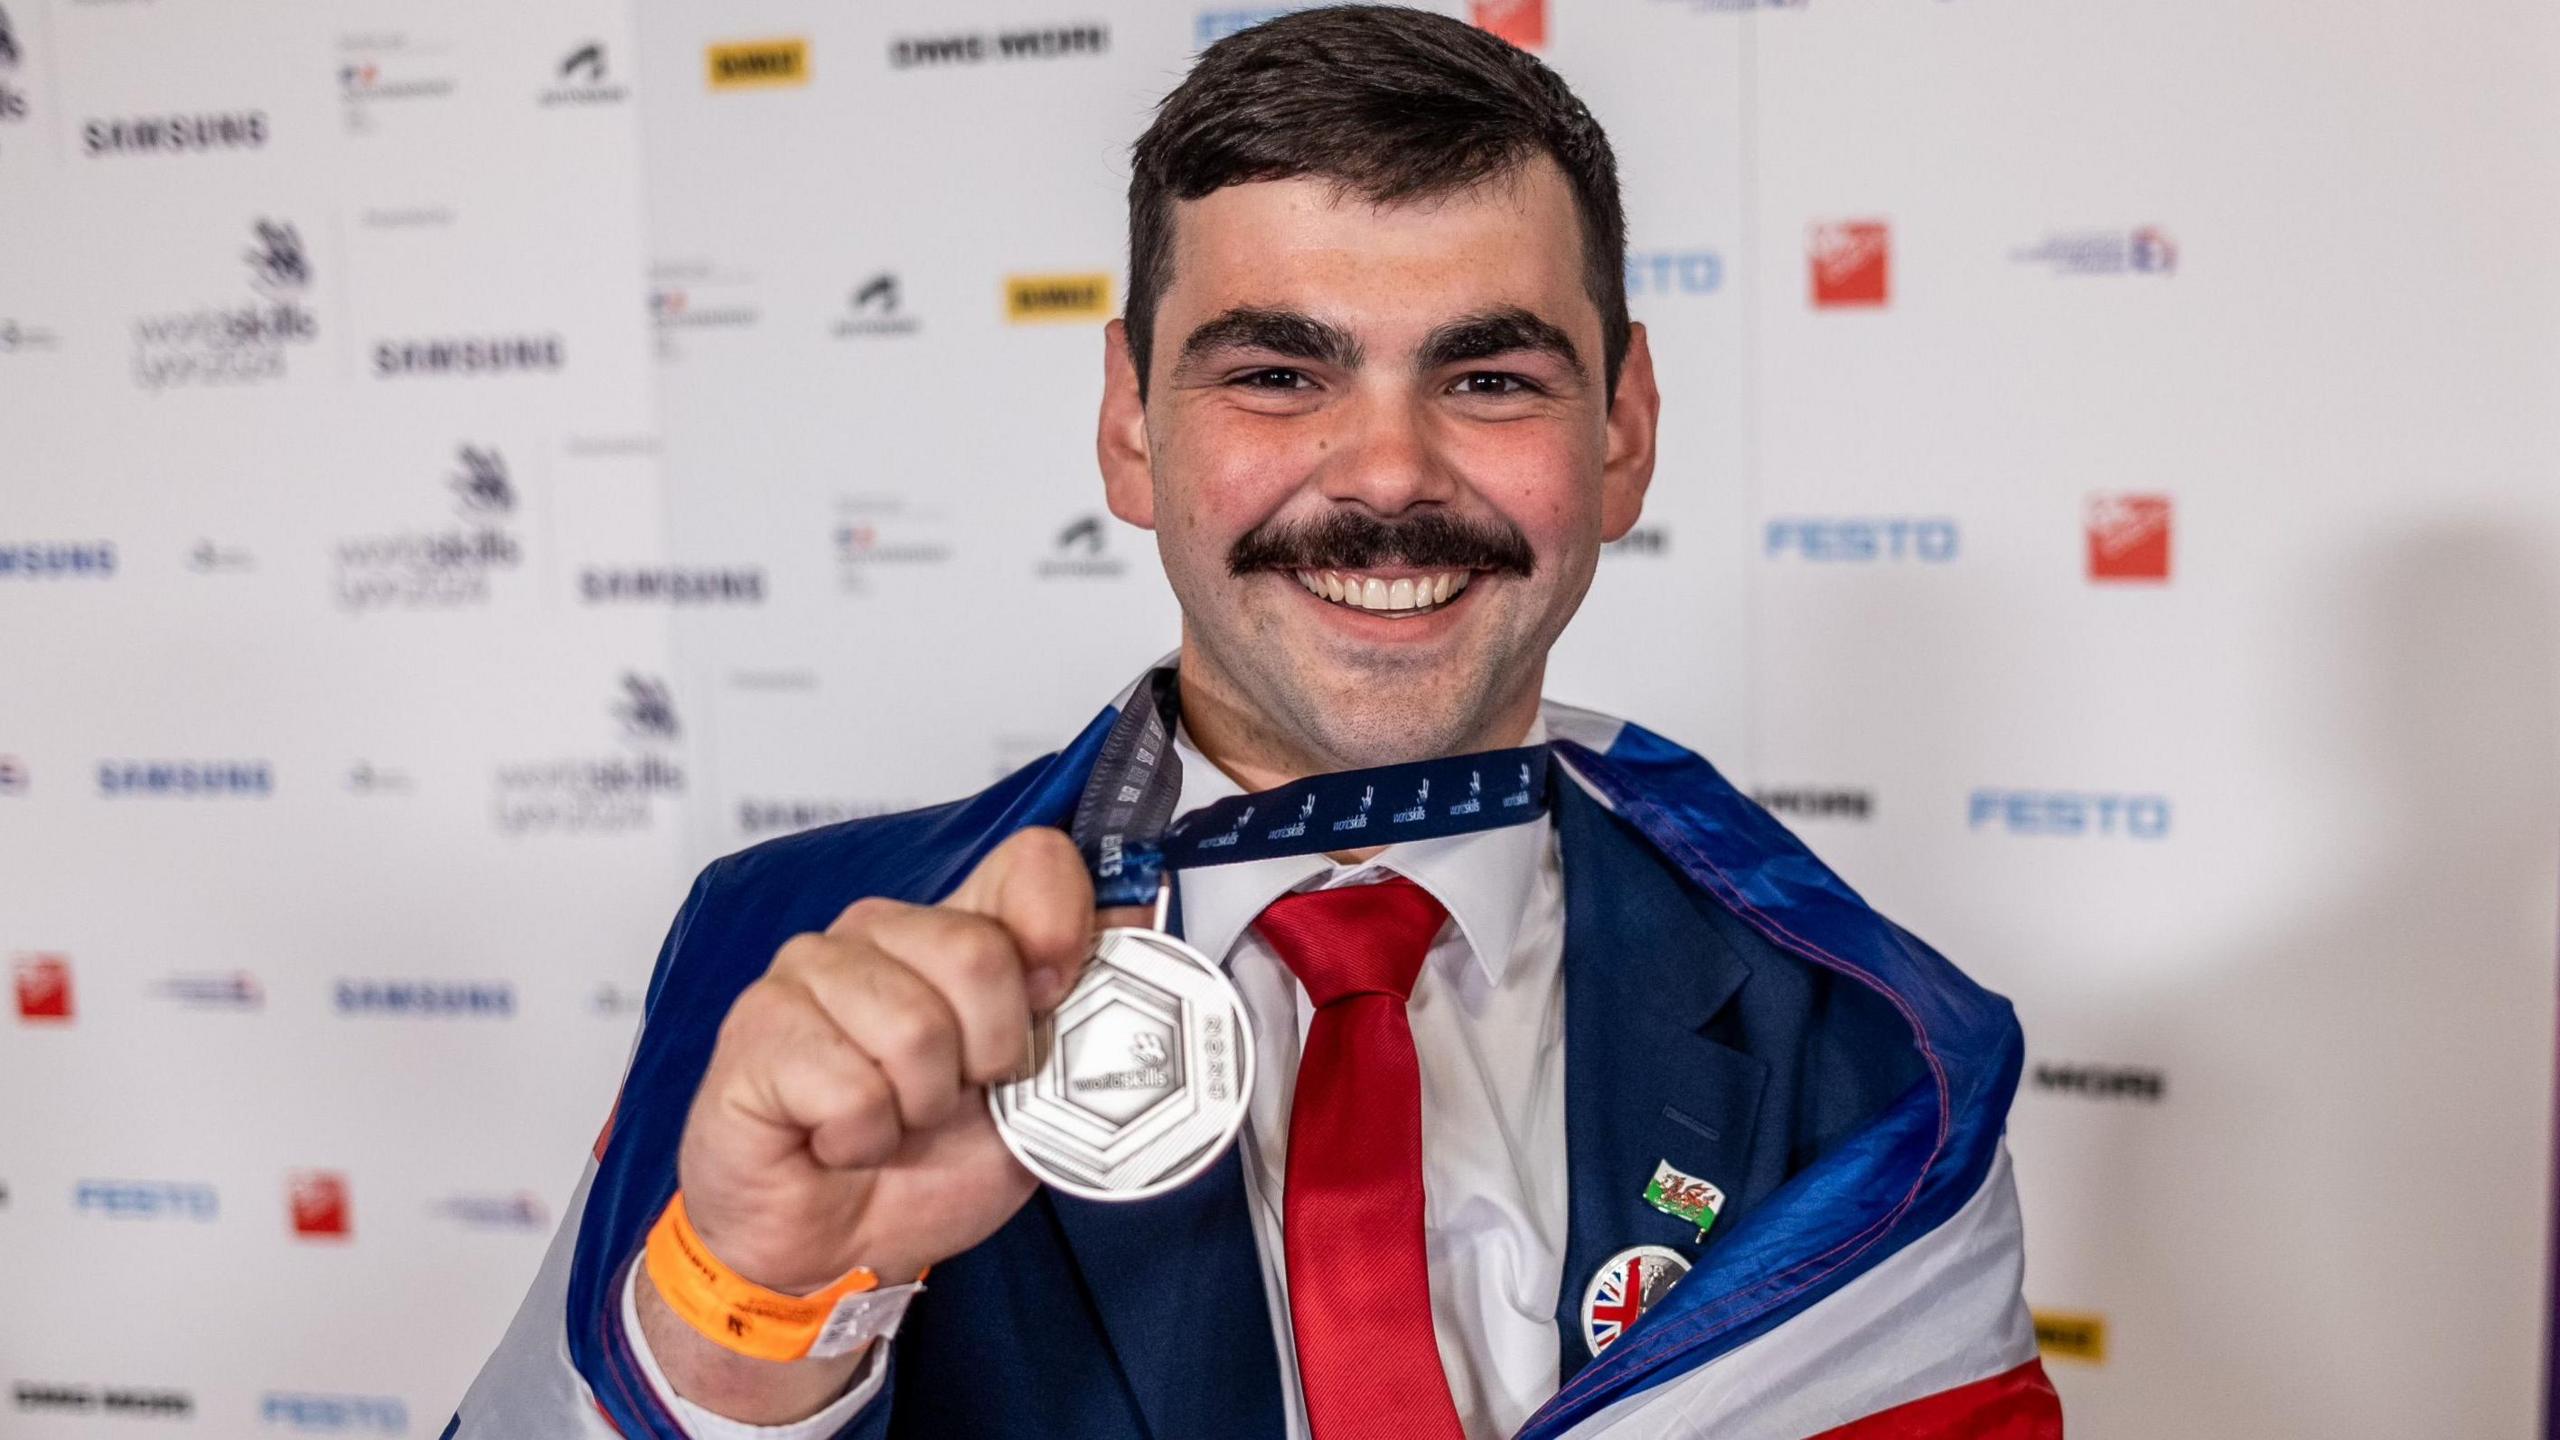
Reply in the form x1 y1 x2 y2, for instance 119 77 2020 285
1294 569 1473 613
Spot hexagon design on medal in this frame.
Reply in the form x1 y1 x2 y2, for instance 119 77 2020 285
1057 997 1185 1126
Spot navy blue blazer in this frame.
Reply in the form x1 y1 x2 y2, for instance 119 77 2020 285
816 769 1924 1437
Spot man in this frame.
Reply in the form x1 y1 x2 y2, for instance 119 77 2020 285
452 9 2056 1438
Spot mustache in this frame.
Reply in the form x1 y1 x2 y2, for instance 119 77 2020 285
1227 510 1537 579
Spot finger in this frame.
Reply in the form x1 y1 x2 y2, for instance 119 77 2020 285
778 940 969 1131
860 905 1034 1085
944 827 1095 1004
751 1001 903 1170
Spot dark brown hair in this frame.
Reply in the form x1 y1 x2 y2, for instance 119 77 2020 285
1126 4 1629 401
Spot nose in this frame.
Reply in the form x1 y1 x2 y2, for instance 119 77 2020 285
1313 388 1461 516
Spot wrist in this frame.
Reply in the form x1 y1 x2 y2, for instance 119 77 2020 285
644 1192 923 1364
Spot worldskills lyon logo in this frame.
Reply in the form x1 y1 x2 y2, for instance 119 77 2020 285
0 754 25 793
130 219 319 392
2087 493 2172 582
0 4 30 125
287 1170 350 1239
13 953 71 1022
490 672 686 835
1809 219 1890 308
333 444 524 611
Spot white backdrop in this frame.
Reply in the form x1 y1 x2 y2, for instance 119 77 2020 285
2 1 2555 1436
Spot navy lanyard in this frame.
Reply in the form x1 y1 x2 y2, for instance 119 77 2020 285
1069 669 1553 908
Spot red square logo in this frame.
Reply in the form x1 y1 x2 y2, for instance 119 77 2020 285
1810 219 1890 308
2088 494 2173 582
288 1171 351 1239
1472 0 1545 50
13 954 71 1022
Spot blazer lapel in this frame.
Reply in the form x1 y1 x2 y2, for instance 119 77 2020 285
1549 772 1772 1384
1044 1146 1283 1440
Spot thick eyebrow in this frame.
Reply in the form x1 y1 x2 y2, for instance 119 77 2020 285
1417 306 1587 382
1175 306 1364 374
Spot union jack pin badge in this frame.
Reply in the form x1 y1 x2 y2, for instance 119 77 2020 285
1581 1244 1691 1356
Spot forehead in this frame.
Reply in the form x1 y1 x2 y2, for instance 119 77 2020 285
1162 157 1593 339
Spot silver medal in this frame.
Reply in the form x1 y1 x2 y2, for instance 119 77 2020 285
987 922 1254 1203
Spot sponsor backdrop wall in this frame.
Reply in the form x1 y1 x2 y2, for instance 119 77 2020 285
3 1 2554 1436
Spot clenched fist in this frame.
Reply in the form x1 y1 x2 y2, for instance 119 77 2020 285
641 827 1131 1419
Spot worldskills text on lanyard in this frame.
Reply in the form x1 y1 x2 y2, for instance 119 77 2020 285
987 674 1554 1202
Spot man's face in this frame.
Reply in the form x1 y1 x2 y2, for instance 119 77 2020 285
1099 157 1658 772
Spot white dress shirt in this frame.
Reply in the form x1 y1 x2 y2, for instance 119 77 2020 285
630 720 1572 1439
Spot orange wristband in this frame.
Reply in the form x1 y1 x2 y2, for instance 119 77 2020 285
643 1192 881 1363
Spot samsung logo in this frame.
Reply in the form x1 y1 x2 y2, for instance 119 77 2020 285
0 542 117 577
98 760 273 797
333 980 516 1016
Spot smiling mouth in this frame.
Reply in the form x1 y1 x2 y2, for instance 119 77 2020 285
1291 568 1474 617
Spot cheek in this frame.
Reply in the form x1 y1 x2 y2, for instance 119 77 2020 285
1450 426 1602 551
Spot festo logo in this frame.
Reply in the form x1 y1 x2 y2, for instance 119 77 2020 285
13 952 71 1021
1968 789 2171 840
707 37 808 88
2087 493 2172 582
288 1170 351 1238
73 1179 218 1220
1006 273 1112 323
262 1392 407 1433
1625 250 1723 297
1764 517 1958 563
1809 219 1889 308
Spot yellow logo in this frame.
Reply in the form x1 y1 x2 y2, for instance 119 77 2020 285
1005 273 1113 323
706 39 809 90
2030 1309 2107 1364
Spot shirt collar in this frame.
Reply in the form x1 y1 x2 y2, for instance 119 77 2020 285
1165 718 1551 990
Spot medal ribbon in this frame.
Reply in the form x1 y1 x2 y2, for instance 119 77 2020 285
1070 669 1554 908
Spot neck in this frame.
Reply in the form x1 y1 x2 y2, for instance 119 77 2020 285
1172 640 1542 862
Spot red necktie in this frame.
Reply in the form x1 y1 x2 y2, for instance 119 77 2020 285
1253 875 1466 1440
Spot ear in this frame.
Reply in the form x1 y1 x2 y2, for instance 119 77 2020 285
1598 321 1661 543
1098 318 1156 530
